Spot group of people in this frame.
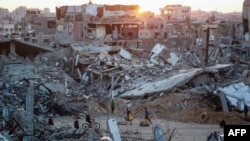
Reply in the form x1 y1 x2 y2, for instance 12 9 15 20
126 107 151 125
47 100 152 129
112 100 152 125
110 99 152 125
73 114 91 129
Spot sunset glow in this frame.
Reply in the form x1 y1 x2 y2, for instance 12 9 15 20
1 0 244 14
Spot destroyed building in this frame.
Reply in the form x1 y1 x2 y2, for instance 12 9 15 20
55 3 142 47
0 1 250 141
21 9 56 46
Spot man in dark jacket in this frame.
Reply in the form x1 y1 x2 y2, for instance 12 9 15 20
111 100 115 113
74 119 79 129
86 114 92 127
144 107 151 123
244 104 248 118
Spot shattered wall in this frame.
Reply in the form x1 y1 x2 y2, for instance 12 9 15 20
243 0 250 34
55 6 84 45
102 5 139 17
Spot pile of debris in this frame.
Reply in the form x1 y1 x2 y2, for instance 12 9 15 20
0 39 250 140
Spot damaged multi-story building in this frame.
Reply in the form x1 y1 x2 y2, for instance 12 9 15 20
21 8 56 46
139 4 192 50
54 2 195 51
55 2 141 47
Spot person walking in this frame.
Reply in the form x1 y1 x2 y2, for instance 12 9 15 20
74 119 79 129
128 110 134 125
86 113 92 127
244 104 248 118
144 107 151 124
48 116 54 125
111 100 115 114
126 107 129 121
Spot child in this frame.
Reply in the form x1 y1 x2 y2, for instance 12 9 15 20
128 111 134 125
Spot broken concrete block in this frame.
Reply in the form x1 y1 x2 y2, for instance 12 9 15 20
167 52 179 66
110 90 118 98
151 43 165 55
243 70 250 85
117 121 127 125
66 128 77 135
179 102 186 110
81 72 89 85
120 48 132 60
43 130 51 137
47 125 57 132
149 53 159 64
75 54 79 66
75 128 85 135
76 68 82 79
124 75 130 81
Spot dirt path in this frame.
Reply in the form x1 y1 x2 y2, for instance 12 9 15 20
53 115 223 141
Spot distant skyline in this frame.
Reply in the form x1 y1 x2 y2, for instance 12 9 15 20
1 0 245 14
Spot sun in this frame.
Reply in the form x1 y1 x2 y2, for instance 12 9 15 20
138 7 144 14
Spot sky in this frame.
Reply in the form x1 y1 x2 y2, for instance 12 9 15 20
1 0 245 14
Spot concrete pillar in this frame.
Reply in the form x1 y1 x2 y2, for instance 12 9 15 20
2 107 8 127
10 41 16 54
24 82 34 141
248 7 250 32
90 72 93 83
1 91 8 127
205 27 210 66
110 75 114 91
100 74 103 82
0 56 5 75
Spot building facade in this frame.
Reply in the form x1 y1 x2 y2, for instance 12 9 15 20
160 4 191 21
55 3 141 45
21 9 56 45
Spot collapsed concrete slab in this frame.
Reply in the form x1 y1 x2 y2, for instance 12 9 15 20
0 39 53 59
120 64 233 99
71 42 121 53
218 82 250 111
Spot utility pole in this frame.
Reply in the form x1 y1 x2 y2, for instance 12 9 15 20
205 27 210 66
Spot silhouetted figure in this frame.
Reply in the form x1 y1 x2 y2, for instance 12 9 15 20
144 107 151 124
126 107 129 121
244 104 249 118
111 100 115 113
219 120 226 128
86 114 92 127
48 117 54 125
74 119 79 129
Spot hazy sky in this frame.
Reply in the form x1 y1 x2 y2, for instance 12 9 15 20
1 0 245 14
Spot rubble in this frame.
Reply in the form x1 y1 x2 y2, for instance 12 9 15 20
1 5 250 140
120 64 232 99
1 37 250 140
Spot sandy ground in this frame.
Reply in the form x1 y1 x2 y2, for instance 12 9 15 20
53 115 223 141
46 93 250 140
